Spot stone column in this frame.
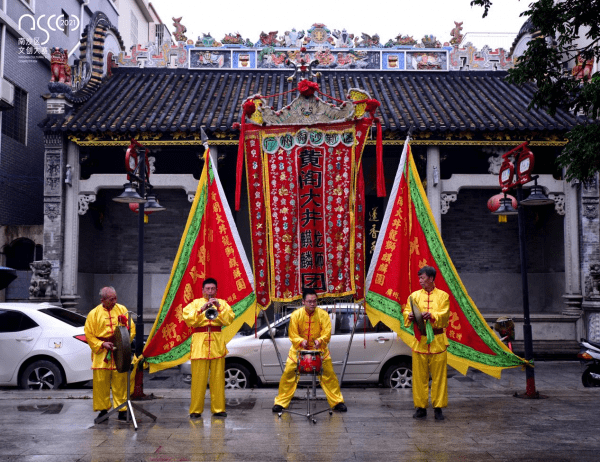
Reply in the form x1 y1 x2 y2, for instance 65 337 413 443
557 178 583 316
580 173 600 341
426 146 442 233
40 94 73 305
61 141 81 309
41 132 66 304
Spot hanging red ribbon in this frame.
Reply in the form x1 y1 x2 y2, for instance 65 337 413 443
361 99 386 198
235 100 256 211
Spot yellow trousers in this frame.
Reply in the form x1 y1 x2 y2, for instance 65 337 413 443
274 358 344 408
412 350 448 409
92 369 128 412
190 358 226 414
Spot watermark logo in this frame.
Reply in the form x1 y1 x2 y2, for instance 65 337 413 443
18 13 80 46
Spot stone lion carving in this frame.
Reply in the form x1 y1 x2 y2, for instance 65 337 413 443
29 260 58 299
585 263 600 298
49 47 71 85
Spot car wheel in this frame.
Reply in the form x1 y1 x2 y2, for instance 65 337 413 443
20 360 64 390
224 363 251 389
383 362 412 389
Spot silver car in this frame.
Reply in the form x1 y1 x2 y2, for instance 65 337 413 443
181 304 412 389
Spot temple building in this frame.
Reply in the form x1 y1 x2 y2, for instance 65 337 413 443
23 13 600 355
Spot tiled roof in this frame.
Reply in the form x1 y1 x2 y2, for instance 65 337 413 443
41 68 583 136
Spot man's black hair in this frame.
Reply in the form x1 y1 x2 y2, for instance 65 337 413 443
302 288 317 300
417 266 436 280
203 277 218 288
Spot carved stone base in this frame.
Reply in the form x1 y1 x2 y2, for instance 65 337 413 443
562 294 583 316
60 294 81 311
582 300 600 342
28 296 61 305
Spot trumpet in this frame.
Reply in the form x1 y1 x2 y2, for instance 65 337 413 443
204 303 219 320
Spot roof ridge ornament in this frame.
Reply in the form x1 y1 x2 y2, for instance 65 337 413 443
285 47 320 82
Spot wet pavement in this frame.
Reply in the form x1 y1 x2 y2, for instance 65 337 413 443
0 361 598 461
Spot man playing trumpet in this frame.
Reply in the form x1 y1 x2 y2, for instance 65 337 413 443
183 277 234 418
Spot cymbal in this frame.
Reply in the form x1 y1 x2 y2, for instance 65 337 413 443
113 326 132 373
409 297 426 336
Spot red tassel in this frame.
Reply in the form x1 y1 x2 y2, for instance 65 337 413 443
375 117 386 197
235 117 245 211
413 322 422 342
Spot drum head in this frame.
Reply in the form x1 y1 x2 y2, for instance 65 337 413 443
113 326 132 373
410 297 426 336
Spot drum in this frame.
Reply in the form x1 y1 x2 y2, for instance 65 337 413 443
297 350 322 374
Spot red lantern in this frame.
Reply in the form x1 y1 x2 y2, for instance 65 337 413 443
487 193 517 213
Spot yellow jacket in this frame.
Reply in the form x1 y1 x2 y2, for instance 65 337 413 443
84 303 136 370
182 297 235 360
287 307 332 362
402 287 450 354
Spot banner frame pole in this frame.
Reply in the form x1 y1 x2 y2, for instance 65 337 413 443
339 302 361 386
261 308 285 372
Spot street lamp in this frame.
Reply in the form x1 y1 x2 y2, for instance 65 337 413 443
112 140 166 397
494 141 553 399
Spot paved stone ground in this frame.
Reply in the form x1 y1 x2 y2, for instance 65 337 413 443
0 361 598 461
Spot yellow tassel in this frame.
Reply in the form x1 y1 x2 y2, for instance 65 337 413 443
144 214 149 224
498 215 507 223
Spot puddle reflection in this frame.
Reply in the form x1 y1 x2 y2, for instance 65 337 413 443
17 403 64 414
225 397 256 409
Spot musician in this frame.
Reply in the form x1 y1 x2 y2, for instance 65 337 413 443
272 288 347 413
84 287 136 422
182 277 235 418
403 266 450 420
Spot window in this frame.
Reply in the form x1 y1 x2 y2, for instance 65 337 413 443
0 310 38 333
131 12 138 46
40 308 86 327
155 24 168 47
1 82 27 144
260 319 288 339
335 312 376 334
61 10 69 36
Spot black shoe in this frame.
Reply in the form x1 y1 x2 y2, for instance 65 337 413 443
96 410 108 421
413 407 427 418
189 413 202 419
333 402 348 412
118 411 127 421
272 405 284 413
213 412 227 417
434 408 445 421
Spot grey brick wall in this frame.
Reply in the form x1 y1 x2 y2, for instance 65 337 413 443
78 189 190 274
0 31 47 225
442 188 565 274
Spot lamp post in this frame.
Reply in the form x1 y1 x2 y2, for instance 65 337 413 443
113 140 166 396
493 142 554 399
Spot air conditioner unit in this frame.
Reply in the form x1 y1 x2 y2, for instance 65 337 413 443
0 78 15 110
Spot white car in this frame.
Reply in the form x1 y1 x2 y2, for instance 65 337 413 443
0 303 92 389
181 305 413 389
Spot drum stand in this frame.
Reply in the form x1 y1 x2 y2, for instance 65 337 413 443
278 371 333 424
93 363 157 430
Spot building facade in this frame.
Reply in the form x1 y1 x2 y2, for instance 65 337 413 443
0 0 164 300
11 15 600 355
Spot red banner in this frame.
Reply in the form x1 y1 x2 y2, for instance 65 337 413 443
244 120 371 308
